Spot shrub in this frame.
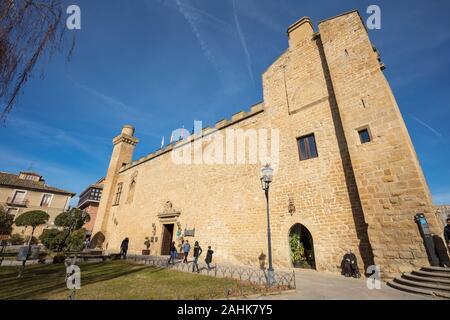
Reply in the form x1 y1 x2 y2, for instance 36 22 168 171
39 228 87 252
65 228 86 252
53 255 66 264
9 233 24 245
0 206 14 236
39 229 65 251
54 208 90 229
289 233 306 264
24 235 38 245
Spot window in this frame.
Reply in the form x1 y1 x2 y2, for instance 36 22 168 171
11 191 26 205
127 180 136 204
114 183 123 206
297 134 318 161
358 128 371 144
90 188 102 201
40 194 52 207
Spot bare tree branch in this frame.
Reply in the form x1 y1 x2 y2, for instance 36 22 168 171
0 0 75 122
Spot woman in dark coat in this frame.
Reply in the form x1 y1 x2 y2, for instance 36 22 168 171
120 238 129 259
168 241 177 265
205 246 214 270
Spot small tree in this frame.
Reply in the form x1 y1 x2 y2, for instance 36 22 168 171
54 208 90 252
9 233 25 245
54 208 90 230
39 228 64 251
0 206 14 265
14 210 49 243
0 206 14 236
14 210 49 271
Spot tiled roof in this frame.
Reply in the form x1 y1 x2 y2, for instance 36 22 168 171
0 172 75 196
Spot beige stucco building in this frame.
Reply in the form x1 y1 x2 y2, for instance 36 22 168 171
0 171 75 237
92 11 443 277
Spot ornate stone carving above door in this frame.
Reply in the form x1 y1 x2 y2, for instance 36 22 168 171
158 201 181 219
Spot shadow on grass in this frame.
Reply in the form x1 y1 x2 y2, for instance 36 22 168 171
0 261 159 300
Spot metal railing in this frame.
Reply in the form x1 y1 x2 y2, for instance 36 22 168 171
126 255 296 289
6 197 29 207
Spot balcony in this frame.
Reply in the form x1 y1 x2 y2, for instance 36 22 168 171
6 197 29 207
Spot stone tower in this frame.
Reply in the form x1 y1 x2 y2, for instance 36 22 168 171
318 11 441 274
92 125 138 244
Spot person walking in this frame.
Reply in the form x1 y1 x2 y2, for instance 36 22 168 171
84 237 91 250
192 241 202 273
168 241 177 265
205 246 214 270
444 218 450 254
182 240 191 263
120 237 129 259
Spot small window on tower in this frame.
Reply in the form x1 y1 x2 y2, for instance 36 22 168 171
358 128 372 144
297 134 318 161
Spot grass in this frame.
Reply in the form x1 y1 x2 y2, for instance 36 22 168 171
0 261 263 300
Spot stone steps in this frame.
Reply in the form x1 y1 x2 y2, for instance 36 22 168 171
393 277 450 293
421 266 450 273
387 266 450 299
412 270 450 280
403 273 450 285
387 281 450 299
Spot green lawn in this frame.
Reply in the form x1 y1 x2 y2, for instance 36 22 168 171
0 261 264 300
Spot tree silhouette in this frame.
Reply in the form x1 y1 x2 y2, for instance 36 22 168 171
0 205 14 235
14 210 49 273
0 0 75 121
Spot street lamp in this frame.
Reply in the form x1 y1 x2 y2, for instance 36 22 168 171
260 164 274 286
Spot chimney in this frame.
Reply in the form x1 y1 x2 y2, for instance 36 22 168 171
287 17 314 47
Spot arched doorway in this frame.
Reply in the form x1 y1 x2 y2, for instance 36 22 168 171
90 232 105 249
289 224 316 269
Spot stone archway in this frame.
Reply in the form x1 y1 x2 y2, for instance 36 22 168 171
289 223 316 269
90 232 105 249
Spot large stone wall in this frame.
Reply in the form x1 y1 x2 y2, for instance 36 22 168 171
93 11 440 277
318 11 442 275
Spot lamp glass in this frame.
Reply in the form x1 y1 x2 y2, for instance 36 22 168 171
261 164 274 183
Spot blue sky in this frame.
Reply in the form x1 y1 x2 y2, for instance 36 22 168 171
1 0 449 206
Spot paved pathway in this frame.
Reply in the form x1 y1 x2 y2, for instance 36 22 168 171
255 269 434 300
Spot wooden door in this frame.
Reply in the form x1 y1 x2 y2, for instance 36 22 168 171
161 224 174 255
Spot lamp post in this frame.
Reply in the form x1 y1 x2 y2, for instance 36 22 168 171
260 164 274 286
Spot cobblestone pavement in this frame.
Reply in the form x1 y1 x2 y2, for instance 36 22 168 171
254 269 435 300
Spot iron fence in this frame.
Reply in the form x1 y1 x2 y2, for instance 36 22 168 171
126 255 296 289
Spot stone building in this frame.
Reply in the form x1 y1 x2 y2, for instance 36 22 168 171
92 11 442 277
0 171 74 237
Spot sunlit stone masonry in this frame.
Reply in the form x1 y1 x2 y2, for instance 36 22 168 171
92 11 442 278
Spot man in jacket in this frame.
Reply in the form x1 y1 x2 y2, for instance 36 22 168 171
120 237 129 259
